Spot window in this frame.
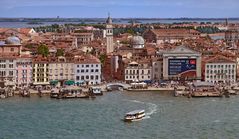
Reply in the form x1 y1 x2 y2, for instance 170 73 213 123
9 64 13 68
76 76 80 80
81 70 84 73
86 75 89 79
207 70 209 73
77 70 80 73
81 76 84 80
96 65 98 67
10 48 14 52
91 69 94 72
86 65 89 67
91 75 94 80
91 65 94 67
9 71 13 76
86 69 89 72
95 75 99 80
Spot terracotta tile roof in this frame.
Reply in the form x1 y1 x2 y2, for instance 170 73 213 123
73 55 100 64
0 28 34 35
206 55 236 63
151 29 200 37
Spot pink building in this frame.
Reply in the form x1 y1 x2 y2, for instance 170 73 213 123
16 56 32 87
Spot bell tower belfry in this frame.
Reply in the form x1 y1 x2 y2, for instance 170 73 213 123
106 13 114 54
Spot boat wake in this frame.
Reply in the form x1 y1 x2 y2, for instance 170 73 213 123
126 99 158 118
145 102 157 116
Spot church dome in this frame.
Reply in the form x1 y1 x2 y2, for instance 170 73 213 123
131 36 145 49
5 36 21 45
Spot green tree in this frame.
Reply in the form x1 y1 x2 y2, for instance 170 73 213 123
99 54 107 64
126 29 135 35
37 44 49 57
56 49 64 57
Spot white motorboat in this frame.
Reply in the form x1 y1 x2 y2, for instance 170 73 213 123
174 86 189 97
124 109 145 122
90 87 103 95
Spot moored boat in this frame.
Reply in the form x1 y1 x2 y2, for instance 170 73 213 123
174 86 189 97
124 109 145 122
50 88 60 98
19 88 30 97
89 87 103 95
57 86 89 99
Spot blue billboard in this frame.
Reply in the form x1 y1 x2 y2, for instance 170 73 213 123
168 59 196 75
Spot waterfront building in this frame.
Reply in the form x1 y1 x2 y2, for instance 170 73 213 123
103 54 125 81
106 14 114 54
143 29 200 44
125 60 152 83
32 57 49 86
0 56 17 87
74 55 101 85
204 55 236 84
48 56 74 83
16 56 32 87
162 46 201 81
152 57 163 81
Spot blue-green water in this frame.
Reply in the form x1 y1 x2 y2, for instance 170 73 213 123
0 91 239 139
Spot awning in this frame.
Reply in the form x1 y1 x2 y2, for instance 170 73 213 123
64 80 75 85
50 80 58 85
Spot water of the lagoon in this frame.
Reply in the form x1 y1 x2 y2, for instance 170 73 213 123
0 91 238 139
0 19 239 28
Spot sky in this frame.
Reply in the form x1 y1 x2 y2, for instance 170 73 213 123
0 0 239 18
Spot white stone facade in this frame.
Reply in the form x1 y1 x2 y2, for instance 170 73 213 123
205 63 236 84
0 58 17 84
125 62 152 82
74 63 101 85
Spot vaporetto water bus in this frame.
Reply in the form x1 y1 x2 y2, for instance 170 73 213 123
124 109 145 122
